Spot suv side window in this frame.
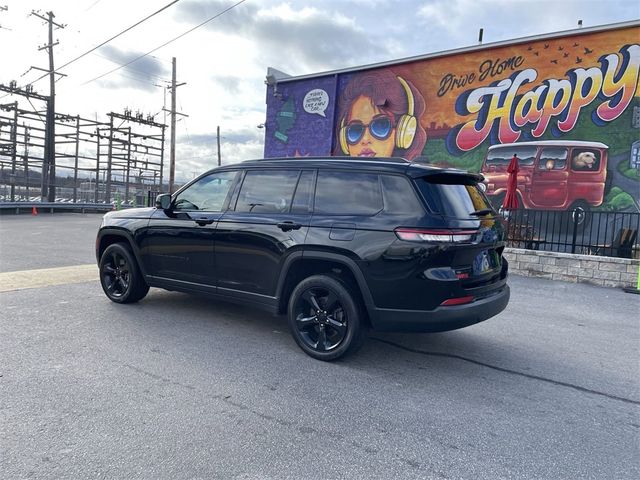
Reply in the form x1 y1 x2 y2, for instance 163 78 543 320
235 169 300 213
571 148 601 172
538 147 567 170
173 171 237 211
380 175 424 214
315 171 382 215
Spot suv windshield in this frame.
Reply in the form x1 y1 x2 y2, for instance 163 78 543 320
414 174 492 218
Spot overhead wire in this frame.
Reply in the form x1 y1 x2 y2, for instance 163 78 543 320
81 0 247 86
21 0 182 88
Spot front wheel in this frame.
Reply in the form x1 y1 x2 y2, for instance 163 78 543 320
99 243 149 303
562 201 591 233
287 275 365 361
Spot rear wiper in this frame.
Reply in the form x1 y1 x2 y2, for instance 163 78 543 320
470 208 493 217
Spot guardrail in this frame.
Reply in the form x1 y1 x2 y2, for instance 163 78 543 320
0 202 122 214
0 190 163 214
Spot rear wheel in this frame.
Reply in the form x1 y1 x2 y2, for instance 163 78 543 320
99 243 149 303
287 275 365 361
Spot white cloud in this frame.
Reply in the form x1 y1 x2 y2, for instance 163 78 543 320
0 0 637 183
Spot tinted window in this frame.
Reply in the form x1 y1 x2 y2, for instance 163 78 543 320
538 147 568 170
380 175 424 214
173 171 237 211
486 146 536 166
571 148 601 171
314 171 382 215
236 170 299 213
414 174 491 218
291 170 315 214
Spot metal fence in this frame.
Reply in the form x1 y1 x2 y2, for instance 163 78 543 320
504 208 639 259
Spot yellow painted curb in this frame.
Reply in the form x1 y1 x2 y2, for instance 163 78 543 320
0 264 98 292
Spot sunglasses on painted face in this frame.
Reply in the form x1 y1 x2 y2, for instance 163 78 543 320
346 115 393 144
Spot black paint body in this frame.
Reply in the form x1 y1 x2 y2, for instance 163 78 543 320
97 158 510 332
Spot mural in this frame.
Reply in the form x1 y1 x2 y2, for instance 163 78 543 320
264 24 640 211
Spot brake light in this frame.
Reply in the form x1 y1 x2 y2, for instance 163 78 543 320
440 296 474 306
394 228 478 243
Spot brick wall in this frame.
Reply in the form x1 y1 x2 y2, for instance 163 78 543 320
504 248 639 289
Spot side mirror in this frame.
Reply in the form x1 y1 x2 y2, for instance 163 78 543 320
156 193 172 210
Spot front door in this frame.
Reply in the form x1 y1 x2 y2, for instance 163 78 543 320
530 146 569 208
140 170 238 291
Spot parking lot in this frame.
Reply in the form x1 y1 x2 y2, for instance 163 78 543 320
0 213 638 479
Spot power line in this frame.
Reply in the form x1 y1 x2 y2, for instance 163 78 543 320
24 0 182 88
81 0 247 86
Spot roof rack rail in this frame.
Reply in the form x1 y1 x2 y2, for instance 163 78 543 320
253 156 410 164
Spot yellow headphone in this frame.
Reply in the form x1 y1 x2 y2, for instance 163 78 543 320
339 75 418 154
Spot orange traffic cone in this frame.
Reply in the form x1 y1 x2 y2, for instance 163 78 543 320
32 206 38 216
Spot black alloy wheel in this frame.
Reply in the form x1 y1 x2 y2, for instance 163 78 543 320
288 275 365 361
99 243 149 303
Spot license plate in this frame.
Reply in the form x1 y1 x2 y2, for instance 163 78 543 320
473 250 496 275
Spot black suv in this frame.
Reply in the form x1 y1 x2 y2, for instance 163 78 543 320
96 157 509 360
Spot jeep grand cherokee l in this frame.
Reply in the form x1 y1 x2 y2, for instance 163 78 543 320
96 157 510 361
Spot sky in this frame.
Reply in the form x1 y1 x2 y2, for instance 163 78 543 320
1 0 639 182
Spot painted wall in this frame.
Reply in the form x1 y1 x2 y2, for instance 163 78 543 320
264 25 640 211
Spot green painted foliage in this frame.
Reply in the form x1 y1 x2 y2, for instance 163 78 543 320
598 186 636 211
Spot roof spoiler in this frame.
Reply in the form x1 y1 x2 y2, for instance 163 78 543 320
408 168 485 184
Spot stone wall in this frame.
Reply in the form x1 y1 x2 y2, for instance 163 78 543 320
504 248 639 289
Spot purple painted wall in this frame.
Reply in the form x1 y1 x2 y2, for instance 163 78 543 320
264 75 336 158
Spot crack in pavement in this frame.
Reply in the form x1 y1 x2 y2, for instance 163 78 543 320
371 337 640 406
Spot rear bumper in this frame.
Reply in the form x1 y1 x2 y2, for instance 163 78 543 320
367 284 510 332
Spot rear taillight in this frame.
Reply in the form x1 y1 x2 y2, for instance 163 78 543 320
394 228 478 243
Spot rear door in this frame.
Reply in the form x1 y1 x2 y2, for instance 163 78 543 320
215 168 313 303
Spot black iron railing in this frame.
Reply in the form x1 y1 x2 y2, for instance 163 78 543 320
504 208 639 259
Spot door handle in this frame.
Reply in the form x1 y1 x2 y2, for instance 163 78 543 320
194 218 215 226
277 221 302 232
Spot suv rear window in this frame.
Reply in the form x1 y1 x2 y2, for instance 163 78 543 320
414 174 492 218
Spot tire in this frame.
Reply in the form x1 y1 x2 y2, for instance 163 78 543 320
287 275 366 361
99 243 149 304
562 201 591 234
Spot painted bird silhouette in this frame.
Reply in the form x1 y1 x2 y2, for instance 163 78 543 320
551 59 558 64
527 45 533 51
563 52 569 58
534 51 539 56
573 42 579 47
576 56 583 63
584 47 593 54
558 46 564 51
544 43 550 49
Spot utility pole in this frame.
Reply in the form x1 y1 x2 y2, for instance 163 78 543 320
217 125 221 166
31 10 65 201
166 57 186 193
169 58 176 193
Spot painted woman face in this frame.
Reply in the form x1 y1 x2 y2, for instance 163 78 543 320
345 95 396 157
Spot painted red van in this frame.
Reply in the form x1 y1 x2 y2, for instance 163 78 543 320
481 140 608 211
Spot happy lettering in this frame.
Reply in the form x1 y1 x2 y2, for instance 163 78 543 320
446 45 640 153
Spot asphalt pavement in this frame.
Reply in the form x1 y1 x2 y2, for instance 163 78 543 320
0 212 638 479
